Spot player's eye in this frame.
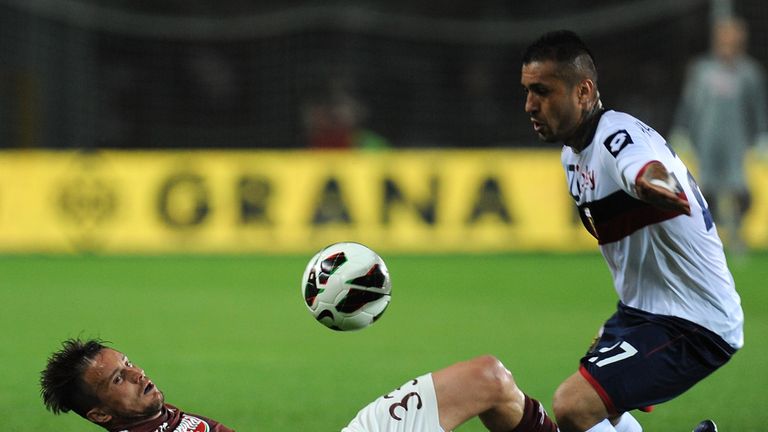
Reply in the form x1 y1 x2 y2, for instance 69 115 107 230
527 85 548 96
114 375 122 384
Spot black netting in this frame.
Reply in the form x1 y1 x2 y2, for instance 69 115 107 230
1 0 764 149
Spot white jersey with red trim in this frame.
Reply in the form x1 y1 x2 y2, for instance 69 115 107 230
562 109 743 349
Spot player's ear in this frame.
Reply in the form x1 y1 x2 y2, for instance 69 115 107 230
576 78 597 104
578 79 595 103
86 407 112 424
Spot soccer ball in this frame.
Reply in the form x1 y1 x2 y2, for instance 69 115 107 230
301 242 391 331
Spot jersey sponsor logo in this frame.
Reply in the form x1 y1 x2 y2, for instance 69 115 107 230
603 129 633 157
566 164 596 202
173 415 210 432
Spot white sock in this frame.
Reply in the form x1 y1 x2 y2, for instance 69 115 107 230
613 412 642 432
585 419 617 432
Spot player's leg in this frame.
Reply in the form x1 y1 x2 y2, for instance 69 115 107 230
612 413 642 432
551 375 641 432
554 304 736 432
552 372 611 432
431 355 523 431
716 191 739 250
732 187 751 253
431 355 557 432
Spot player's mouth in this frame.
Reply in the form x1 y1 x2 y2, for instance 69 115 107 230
143 381 155 395
531 119 544 133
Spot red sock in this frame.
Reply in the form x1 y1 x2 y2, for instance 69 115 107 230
510 394 559 432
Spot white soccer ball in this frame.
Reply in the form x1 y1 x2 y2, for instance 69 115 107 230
301 242 392 331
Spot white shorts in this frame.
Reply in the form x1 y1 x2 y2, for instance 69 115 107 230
342 373 444 432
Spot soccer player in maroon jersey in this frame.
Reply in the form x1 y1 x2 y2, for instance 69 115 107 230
41 338 234 432
43 338 560 432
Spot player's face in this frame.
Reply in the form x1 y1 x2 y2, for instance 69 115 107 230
714 21 746 61
521 60 584 143
83 348 165 424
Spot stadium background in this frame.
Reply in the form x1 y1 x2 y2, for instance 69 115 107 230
1 0 767 430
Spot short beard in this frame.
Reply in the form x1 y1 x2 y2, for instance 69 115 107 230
113 391 165 423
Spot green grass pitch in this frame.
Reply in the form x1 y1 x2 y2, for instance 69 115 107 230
1 253 766 430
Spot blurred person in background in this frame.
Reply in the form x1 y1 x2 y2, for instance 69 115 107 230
302 79 390 150
670 16 768 254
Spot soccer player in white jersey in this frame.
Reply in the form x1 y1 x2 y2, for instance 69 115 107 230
520 31 743 432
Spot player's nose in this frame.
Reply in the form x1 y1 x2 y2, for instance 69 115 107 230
524 93 539 113
127 366 145 383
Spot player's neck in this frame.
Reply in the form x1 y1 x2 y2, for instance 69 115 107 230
565 100 604 153
105 410 164 432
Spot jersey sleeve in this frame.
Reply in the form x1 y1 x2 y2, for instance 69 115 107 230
597 119 669 199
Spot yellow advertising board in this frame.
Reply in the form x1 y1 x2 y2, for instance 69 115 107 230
0 150 766 253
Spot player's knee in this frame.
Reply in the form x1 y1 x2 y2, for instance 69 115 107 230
469 355 520 405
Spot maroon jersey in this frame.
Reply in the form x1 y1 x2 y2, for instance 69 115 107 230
109 404 234 432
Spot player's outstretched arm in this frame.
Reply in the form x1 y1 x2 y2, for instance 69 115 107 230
634 161 691 216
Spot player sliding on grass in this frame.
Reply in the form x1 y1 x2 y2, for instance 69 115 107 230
521 30 744 432
41 339 235 432
43 338 559 431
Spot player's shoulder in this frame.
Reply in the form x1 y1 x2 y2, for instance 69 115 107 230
692 55 715 69
560 145 573 165
597 110 642 132
741 56 767 78
594 110 652 155
595 110 669 160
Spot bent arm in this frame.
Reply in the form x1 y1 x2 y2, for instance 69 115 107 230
634 161 691 216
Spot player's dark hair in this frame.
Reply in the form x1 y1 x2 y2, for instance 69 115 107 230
40 338 108 418
522 30 598 86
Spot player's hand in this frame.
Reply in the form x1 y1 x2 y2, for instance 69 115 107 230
635 161 691 216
